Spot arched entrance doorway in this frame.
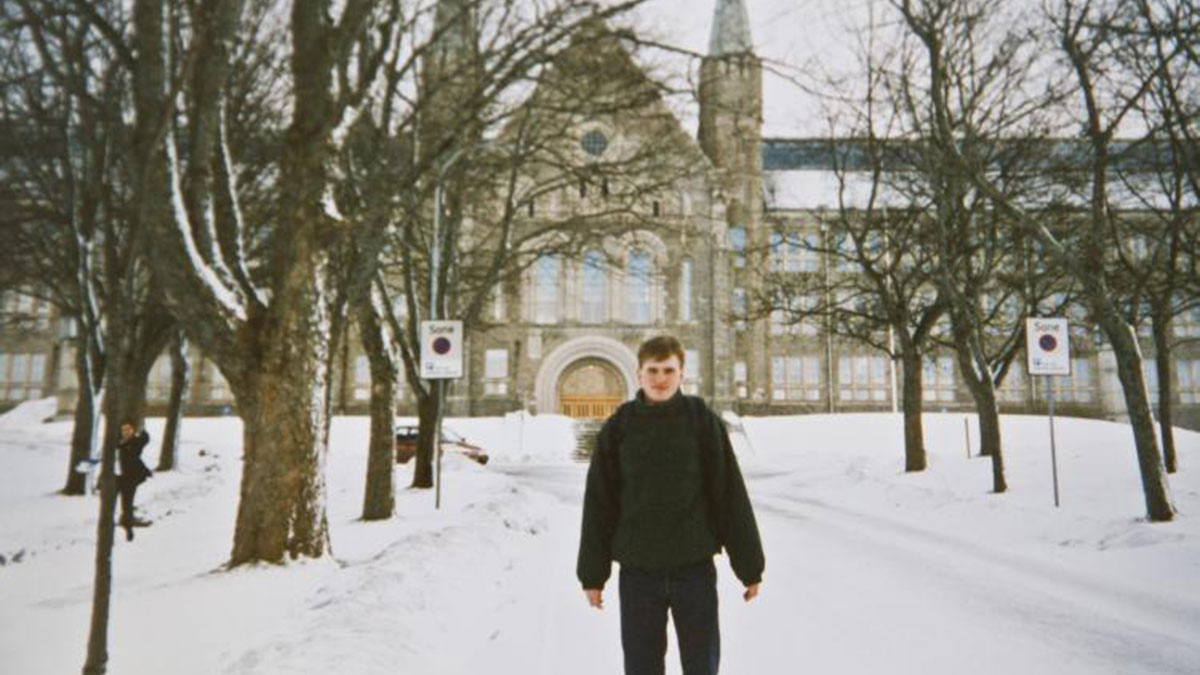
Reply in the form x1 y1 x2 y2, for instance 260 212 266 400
533 335 637 416
558 358 625 419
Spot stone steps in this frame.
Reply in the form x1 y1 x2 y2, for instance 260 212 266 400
573 419 603 462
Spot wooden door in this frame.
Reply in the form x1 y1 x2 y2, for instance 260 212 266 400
558 359 624 420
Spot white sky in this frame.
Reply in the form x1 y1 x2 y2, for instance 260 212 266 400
627 0 879 138
628 0 1098 141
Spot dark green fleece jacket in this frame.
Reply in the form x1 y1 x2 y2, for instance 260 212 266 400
576 390 765 590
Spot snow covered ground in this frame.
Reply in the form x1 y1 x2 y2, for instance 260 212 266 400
2 400 1199 674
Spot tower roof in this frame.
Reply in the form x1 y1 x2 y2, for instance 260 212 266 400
431 0 476 54
707 0 754 56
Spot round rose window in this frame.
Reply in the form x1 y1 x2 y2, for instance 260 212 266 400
581 130 608 157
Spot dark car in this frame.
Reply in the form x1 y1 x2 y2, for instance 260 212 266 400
395 425 489 466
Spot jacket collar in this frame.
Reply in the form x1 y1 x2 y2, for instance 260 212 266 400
634 388 685 416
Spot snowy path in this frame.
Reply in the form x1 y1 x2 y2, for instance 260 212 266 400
464 463 1200 675
749 487 1200 674
454 464 624 675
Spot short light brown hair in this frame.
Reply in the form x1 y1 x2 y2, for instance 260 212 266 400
637 335 685 368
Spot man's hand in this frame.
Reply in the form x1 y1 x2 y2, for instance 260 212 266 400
584 588 604 609
743 583 760 602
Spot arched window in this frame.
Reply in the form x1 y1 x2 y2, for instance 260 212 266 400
535 255 560 324
627 249 652 324
581 250 608 324
679 258 693 322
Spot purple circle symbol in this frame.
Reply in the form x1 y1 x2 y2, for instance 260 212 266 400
433 336 452 355
1038 334 1058 352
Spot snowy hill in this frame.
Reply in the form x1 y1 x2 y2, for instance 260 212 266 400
2 403 1198 674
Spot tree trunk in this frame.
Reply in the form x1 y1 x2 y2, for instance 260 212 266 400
228 282 336 564
64 330 101 495
952 329 1007 492
229 378 333 562
952 334 995 459
157 332 189 472
81 399 121 675
120 361 153 431
412 388 439 488
337 333 352 415
230 394 331 563
357 297 396 520
899 348 927 472
1151 315 1177 474
1101 314 1175 521
983 403 1005 492
966 370 1006 492
81 343 137 675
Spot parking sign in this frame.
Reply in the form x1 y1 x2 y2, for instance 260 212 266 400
420 320 463 379
1026 318 1071 376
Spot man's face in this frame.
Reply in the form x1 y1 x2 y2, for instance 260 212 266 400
638 355 683 403
119 424 134 440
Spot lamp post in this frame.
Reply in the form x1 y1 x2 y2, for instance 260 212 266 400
429 140 517 508
820 221 835 413
882 217 899 414
429 145 471 510
430 139 521 319
431 146 471 321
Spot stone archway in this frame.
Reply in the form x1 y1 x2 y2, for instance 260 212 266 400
533 335 638 416
558 358 625 419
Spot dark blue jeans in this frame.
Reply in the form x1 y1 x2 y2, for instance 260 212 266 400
619 558 720 675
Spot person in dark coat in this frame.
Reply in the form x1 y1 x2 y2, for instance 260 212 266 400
577 335 764 675
117 423 153 540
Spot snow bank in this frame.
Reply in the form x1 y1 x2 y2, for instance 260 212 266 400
0 397 58 430
742 411 1200 606
394 412 579 465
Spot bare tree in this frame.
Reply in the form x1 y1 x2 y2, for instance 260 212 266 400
347 5 691 500
126 0 665 549
1111 0 1200 474
904 0 1175 520
885 0 1077 492
0 4 188 672
755 27 948 472
127 0 405 566
0 0 121 497
355 284 400 520
757 147 948 471
1130 0 1200 205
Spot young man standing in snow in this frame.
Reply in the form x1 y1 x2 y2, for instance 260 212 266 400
577 335 764 675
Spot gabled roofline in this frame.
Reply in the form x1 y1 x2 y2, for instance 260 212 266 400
763 137 1194 173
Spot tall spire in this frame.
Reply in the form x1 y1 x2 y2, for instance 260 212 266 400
431 0 476 56
707 0 754 56
420 0 482 164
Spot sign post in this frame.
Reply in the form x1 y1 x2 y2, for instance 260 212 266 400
1026 318 1071 507
421 320 463 510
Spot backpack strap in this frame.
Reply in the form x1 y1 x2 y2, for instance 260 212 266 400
608 402 633 448
605 402 636 484
687 396 724 546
